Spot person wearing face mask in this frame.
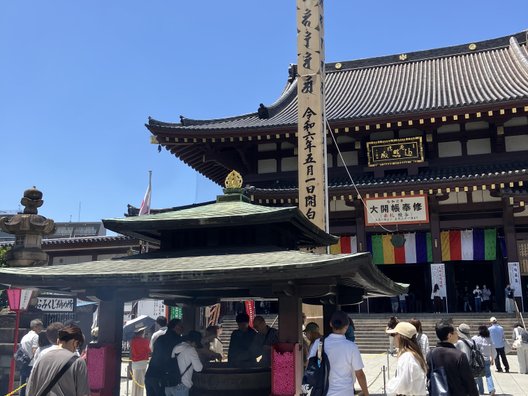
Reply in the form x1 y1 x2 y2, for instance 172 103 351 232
26 325 89 396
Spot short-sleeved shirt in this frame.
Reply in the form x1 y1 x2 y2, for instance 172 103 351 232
26 347 90 396
489 324 505 348
309 334 364 396
20 330 39 366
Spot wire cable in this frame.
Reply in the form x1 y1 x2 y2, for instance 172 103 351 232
326 119 398 233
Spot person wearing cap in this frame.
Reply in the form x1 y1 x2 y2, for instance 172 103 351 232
227 312 258 367
426 319 478 396
309 310 369 396
455 323 472 362
130 327 151 396
488 317 509 373
472 325 496 395
167 331 204 396
385 322 427 395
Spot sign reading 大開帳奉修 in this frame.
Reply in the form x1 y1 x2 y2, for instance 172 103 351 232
365 195 429 226
366 137 424 167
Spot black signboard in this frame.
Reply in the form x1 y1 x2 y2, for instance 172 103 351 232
367 136 424 167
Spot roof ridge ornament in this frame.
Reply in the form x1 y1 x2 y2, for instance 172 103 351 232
225 170 243 189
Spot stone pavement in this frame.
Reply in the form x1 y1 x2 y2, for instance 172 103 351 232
118 353 528 395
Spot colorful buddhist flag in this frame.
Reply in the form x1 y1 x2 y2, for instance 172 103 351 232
330 236 358 254
369 232 432 264
441 229 496 261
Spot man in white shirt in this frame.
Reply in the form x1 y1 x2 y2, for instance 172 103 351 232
150 316 168 352
20 319 43 396
166 331 203 396
309 311 369 396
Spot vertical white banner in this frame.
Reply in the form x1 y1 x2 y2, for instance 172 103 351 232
508 262 523 298
430 263 447 298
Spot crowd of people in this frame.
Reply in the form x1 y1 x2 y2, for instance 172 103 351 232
14 310 528 396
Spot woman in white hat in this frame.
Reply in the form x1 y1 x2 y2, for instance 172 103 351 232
386 322 428 396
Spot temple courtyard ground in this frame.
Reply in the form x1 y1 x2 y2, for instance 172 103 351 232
118 352 528 395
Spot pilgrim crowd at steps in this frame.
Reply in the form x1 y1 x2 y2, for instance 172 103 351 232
13 312 528 396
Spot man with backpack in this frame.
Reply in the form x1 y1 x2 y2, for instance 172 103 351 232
308 310 369 396
426 319 478 396
166 331 203 396
455 324 486 378
19 319 43 396
145 319 184 396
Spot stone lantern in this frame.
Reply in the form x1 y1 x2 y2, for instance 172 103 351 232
0 187 55 267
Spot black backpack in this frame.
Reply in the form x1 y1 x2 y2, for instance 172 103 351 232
462 339 485 378
163 352 192 387
14 345 31 370
302 337 330 396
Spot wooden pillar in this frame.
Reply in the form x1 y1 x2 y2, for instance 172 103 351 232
278 296 302 343
503 196 519 262
322 302 338 337
354 199 367 252
182 304 199 332
278 295 303 396
429 195 442 262
97 296 124 396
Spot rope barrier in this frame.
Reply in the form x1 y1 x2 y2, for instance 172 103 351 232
128 365 145 389
367 369 383 388
4 383 26 396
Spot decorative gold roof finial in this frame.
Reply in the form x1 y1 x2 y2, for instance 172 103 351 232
225 170 243 189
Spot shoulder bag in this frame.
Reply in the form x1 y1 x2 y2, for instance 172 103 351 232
428 348 449 396
38 355 78 396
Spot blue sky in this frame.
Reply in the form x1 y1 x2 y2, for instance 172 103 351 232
1 1 526 222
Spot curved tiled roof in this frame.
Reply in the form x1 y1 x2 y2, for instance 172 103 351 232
148 31 528 133
251 160 528 195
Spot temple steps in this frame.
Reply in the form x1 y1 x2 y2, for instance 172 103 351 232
218 313 521 355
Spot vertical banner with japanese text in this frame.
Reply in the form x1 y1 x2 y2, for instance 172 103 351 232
430 263 448 312
508 262 523 298
297 0 328 234
430 264 447 297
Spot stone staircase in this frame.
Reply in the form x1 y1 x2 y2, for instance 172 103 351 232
350 312 520 354
218 313 520 356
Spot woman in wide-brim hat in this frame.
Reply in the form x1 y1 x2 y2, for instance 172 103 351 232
385 321 428 396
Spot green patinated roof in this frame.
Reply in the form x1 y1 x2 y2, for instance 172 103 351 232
103 198 338 246
0 248 406 297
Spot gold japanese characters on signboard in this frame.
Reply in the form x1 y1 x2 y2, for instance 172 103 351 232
366 136 424 167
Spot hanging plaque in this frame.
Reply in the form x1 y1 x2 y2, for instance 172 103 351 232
367 137 424 167
365 195 429 226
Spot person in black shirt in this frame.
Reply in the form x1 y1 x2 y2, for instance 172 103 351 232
145 319 184 396
228 313 258 367
427 319 478 396
253 315 279 366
